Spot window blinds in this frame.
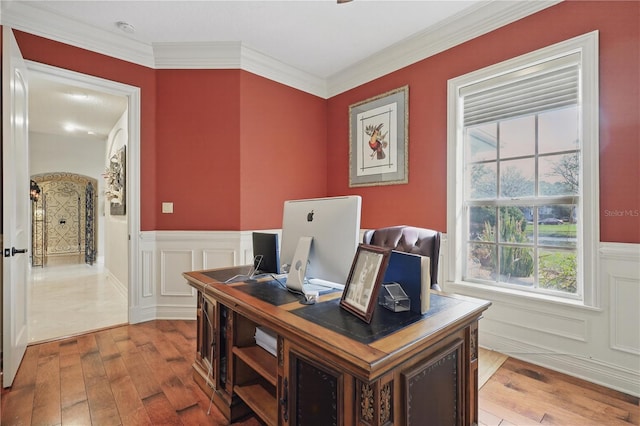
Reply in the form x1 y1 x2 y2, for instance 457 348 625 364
462 53 580 127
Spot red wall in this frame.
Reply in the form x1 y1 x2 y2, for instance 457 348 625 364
154 70 327 230
8 0 640 242
239 71 327 229
13 30 159 231
155 69 242 230
12 32 327 231
326 0 640 243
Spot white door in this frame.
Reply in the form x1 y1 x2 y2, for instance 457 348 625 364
2 27 30 387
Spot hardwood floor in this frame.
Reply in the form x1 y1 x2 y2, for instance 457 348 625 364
479 358 639 426
2 320 260 426
2 320 638 425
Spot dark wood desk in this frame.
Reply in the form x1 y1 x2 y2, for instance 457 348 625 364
183 266 490 426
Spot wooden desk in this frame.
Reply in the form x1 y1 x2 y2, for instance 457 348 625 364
183 266 490 426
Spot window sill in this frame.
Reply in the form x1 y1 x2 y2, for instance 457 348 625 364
444 280 602 312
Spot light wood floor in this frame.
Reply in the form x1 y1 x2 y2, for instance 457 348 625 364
2 320 638 425
479 356 639 426
29 263 127 343
478 347 508 388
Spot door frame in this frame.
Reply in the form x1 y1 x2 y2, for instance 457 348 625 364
26 61 141 322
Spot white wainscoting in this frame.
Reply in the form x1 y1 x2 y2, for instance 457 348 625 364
135 230 277 323
135 230 639 396
442 238 640 397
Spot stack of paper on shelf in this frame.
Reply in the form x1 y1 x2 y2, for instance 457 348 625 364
255 326 277 356
382 250 431 314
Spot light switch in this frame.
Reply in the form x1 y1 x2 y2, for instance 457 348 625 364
162 202 173 214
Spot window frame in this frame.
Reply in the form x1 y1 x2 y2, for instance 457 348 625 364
446 31 600 307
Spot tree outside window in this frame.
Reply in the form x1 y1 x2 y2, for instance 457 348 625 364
464 106 579 294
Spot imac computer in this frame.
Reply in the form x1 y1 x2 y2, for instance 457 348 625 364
280 195 362 287
252 232 281 274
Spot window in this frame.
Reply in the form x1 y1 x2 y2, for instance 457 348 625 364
447 32 599 305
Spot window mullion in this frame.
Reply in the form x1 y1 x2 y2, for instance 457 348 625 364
534 114 540 288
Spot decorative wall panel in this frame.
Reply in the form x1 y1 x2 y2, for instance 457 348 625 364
161 250 196 296
142 249 154 298
610 276 640 354
203 249 237 270
31 173 97 267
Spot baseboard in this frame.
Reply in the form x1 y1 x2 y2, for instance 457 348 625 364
481 331 640 397
154 304 197 321
129 305 155 324
106 270 127 299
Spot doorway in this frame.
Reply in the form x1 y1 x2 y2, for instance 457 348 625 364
26 62 139 343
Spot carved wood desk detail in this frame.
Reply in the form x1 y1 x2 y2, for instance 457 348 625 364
184 267 490 426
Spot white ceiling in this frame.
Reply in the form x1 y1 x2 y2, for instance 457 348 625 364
4 0 557 140
21 0 482 79
28 75 129 139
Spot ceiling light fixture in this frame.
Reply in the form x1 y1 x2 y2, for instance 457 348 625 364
115 21 135 34
68 92 89 100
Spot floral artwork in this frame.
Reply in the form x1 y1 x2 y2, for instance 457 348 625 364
104 146 126 215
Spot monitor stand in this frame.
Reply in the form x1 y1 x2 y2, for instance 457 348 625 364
286 236 313 293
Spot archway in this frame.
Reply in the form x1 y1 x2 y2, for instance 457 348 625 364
31 173 98 267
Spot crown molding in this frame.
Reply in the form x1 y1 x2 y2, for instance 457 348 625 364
239 44 327 99
153 42 327 98
153 41 243 69
0 0 155 68
326 0 562 97
1 0 561 99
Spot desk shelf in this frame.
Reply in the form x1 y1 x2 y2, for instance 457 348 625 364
234 380 278 426
232 314 279 426
233 345 277 386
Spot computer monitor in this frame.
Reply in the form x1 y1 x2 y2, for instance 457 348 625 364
252 232 280 274
280 195 362 286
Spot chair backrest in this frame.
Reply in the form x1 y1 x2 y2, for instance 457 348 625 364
363 225 441 289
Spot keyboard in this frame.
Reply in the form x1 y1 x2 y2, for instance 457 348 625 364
306 278 345 292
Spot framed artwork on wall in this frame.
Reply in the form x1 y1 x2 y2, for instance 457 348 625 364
340 244 391 323
106 146 126 216
349 85 409 187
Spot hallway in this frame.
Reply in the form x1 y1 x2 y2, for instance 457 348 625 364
28 263 128 343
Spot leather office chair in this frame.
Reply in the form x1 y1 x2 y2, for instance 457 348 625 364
363 225 442 290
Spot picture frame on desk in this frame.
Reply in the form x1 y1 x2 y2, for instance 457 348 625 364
348 85 409 187
340 244 391 323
